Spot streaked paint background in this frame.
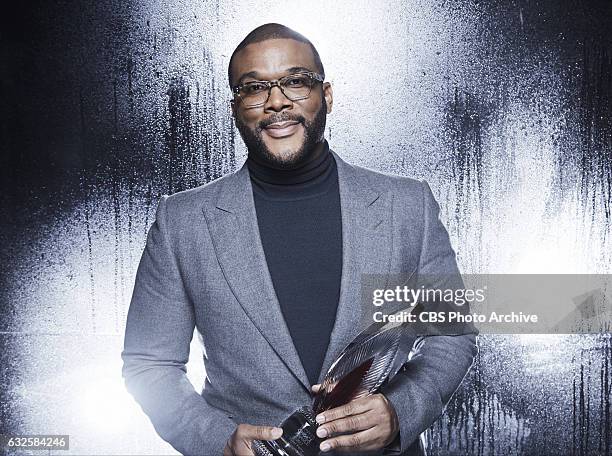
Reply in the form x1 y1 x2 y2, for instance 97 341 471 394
1 1 610 454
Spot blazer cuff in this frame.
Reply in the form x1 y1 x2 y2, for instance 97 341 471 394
382 431 402 455
382 378 444 451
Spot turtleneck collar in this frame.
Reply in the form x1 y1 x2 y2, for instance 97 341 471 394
247 140 337 201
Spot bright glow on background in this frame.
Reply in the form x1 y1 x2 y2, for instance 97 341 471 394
76 368 141 433
2 0 611 455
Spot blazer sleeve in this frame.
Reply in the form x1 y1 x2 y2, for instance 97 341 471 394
381 180 478 453
121 195 236 455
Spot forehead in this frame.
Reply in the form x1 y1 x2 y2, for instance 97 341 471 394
231 38 317 82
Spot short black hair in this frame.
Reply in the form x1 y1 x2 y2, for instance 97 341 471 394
228 23 325 88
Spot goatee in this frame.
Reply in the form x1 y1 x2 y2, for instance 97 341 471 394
234 100 327 170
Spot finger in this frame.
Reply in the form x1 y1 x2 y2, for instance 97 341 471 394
316 396 373 424
230 439 251 456
319 427 381 453
316 410 375 438
228 435 251 456
311 384 321 393
239 424 283 441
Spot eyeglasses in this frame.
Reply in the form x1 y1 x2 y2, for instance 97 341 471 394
232 71 324 108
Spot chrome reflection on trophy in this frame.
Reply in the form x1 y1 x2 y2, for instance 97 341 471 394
253 307 419 456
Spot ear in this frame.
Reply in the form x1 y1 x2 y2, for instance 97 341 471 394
323 82 333 114
230 98 236 118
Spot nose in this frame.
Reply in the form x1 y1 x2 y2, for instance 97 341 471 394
264 85 293 113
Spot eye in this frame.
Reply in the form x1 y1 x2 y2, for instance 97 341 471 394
241 82 267 95
284 75 309 88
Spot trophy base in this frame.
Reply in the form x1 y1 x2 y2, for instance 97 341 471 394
252 406 321 456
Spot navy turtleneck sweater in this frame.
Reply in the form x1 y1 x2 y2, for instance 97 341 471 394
247 141 342 386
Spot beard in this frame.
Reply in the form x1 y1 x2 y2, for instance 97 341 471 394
234 98 327 170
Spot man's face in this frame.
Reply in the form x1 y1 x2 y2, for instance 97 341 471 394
230 38 333 168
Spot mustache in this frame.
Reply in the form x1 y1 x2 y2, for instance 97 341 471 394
258 113 306 130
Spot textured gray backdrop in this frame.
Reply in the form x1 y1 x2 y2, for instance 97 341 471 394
1 0 611 454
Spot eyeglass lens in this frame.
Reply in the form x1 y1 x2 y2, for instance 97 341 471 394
239 74 315 107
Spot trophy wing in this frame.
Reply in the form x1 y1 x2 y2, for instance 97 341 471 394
313 325 415 412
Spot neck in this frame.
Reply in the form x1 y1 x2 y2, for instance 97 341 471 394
246 140 337 201
246 140 330 186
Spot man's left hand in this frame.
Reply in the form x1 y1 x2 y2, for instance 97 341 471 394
311 384 399 453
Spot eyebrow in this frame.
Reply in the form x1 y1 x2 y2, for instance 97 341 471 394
235 66 315 86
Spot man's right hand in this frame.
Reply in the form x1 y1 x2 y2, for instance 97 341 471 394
223 424 283 456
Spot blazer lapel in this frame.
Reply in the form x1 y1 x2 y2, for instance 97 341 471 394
202 150 393 390
317 150 393 384
201 163 311 390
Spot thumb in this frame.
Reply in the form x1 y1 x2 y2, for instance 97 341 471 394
249 425 283 441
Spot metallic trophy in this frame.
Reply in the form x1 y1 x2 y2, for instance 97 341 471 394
252 307 419 456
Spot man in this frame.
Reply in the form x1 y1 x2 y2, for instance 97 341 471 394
122 23 477 456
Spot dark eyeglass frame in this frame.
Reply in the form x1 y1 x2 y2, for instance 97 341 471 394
232 71 325 108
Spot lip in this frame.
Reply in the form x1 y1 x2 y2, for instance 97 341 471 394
263 121 301 139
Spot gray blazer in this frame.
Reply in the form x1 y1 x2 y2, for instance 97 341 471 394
122 149 477 456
